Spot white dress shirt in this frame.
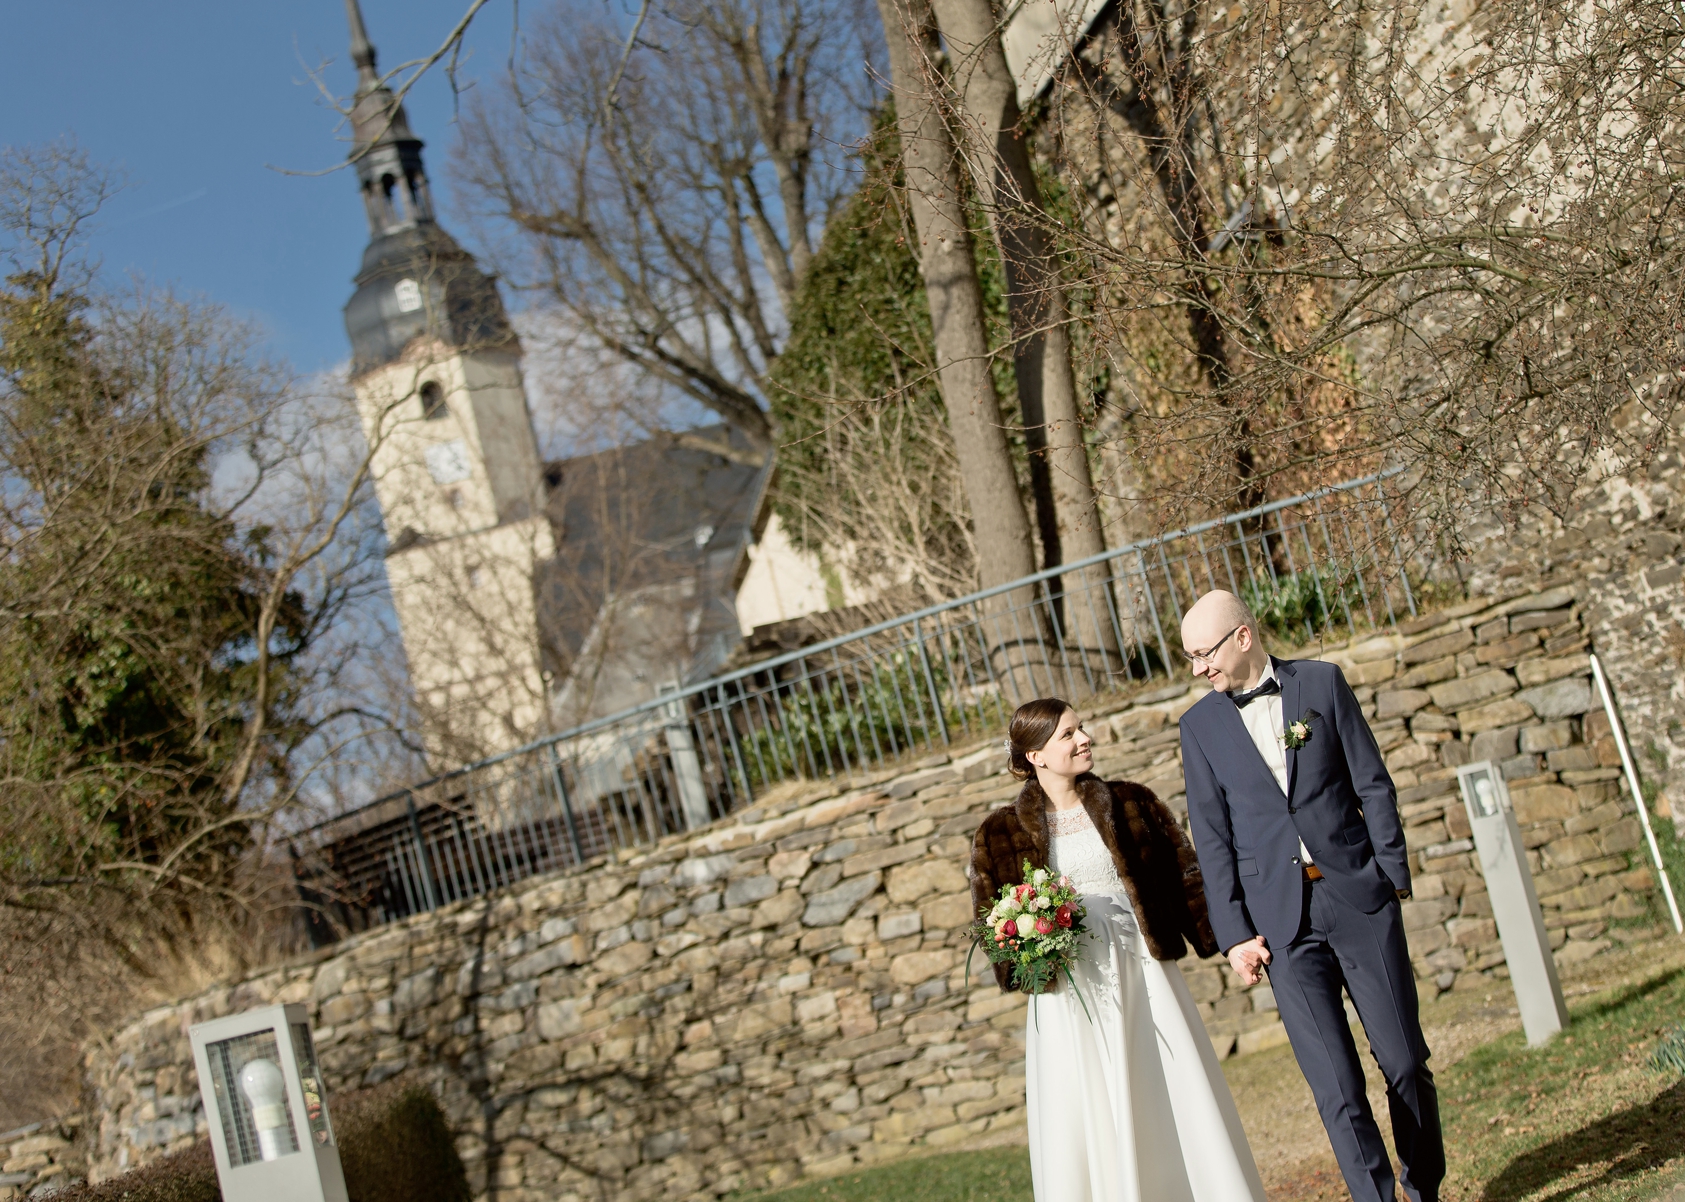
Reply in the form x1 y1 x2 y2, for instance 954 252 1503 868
1234 659 1314 865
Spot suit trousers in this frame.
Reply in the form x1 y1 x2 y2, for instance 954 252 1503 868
1265 880 1445 1202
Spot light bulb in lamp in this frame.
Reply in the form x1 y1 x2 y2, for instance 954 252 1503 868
238 1058 289 1161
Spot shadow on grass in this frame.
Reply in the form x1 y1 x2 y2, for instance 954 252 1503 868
1572 968 1684 1022
1480 1080 1685 1201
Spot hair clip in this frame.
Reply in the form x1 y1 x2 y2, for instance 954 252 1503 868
1002 737 1013 753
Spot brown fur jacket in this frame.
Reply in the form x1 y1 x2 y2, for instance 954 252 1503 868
968 775 1219 991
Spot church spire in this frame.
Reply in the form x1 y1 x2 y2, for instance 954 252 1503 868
340 0 516 377
346 0 432 238
346 0 380 94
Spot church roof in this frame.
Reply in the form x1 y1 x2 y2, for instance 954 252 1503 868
537 428 768 710
343 224 515 376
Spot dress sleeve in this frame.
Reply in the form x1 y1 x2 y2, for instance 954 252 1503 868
969 817 1018 992
1169 813 1221 958
1144 791 1219 959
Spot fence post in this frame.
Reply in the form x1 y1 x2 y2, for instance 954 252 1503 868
405 793 439 913
912 617 950 746
663 691 713 831
1379 488 1418 617
546 742 585 866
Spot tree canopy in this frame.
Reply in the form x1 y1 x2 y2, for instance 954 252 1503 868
0 268 305 897
768 114 1035 604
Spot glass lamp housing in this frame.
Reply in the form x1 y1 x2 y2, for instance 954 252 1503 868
188 1004 349 1202
204 1028 300 1166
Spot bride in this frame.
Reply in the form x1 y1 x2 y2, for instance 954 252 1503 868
969 697 1267 1201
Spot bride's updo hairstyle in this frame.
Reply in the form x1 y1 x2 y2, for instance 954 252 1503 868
1006 697 1074 780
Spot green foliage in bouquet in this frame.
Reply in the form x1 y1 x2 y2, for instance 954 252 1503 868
967 860 1089 1000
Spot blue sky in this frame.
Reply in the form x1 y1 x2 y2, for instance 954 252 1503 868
2 0 520 376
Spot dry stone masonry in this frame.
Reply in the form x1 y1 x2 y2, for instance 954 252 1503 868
0 1120 84 1199
81 583 1665 1201
1456 412 1685 837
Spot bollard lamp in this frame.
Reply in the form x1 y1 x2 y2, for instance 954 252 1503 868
1455 760 1570 1046
188 1004 349 1202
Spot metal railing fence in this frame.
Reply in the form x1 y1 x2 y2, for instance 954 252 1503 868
300 469 1428 932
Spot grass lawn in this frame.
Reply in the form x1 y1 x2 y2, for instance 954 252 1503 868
731 1146 1032 1202
1438 963 1685 1201
736 958 1685 1202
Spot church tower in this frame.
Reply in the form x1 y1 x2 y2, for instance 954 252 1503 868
341 0 553 761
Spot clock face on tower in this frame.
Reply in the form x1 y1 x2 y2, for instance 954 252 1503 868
341 0 554 757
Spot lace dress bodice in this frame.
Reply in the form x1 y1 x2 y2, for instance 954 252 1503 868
1047 806 1130 899
1047 806 1139 1002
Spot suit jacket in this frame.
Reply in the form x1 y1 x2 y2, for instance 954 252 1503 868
1181 657 1410 952
968 775 1219 991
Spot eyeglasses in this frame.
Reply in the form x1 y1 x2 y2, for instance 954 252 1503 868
1183 625 1241 667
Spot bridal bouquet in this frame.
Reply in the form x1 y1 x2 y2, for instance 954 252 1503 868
967 861 1089 996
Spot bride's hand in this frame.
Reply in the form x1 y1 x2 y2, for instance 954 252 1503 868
1225 936 1271 986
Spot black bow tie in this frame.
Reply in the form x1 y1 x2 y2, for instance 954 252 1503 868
1230 677 1281 708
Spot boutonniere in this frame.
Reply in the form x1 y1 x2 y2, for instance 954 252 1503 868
1283 709 1321 750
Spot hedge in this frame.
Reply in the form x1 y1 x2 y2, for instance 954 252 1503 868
58 1080 469 1202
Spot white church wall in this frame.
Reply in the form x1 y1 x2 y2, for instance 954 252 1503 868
458 351 546 521
352 337 556 763
384 514 556 759
734 512 845 634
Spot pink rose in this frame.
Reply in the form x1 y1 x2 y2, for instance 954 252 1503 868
1059 875 1071 889
1014 883 1034 903
1002 919 1018 938
1055 904 1073 929
1034 916 1054 935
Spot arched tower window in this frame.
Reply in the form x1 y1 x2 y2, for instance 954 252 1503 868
404 167 435 222
380 172 404 223
420 381 448 421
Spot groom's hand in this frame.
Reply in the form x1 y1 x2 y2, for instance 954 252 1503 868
1226 936 1271 986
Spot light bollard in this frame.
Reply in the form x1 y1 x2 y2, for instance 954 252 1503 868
1456 760 1570 1046
188 1004 349 1202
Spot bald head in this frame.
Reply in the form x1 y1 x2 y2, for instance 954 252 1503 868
1182 590 1257 646
1181 590 1269 691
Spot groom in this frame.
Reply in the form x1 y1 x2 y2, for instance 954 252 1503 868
1178 590 1444 1202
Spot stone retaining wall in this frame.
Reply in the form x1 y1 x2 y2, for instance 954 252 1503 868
1458 411 1685 834
83 581 1664 1201
1 1120 83 1199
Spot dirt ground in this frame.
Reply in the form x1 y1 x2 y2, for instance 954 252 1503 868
1225 926 1685 1201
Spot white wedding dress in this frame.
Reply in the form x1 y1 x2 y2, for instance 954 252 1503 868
1025 806 1267 1202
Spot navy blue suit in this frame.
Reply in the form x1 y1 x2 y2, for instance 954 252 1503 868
1182 657 1444 1202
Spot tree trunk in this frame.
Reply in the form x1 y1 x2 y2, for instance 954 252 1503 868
928 0 1108 572
874 0 1037 596
1099 0 1259 511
